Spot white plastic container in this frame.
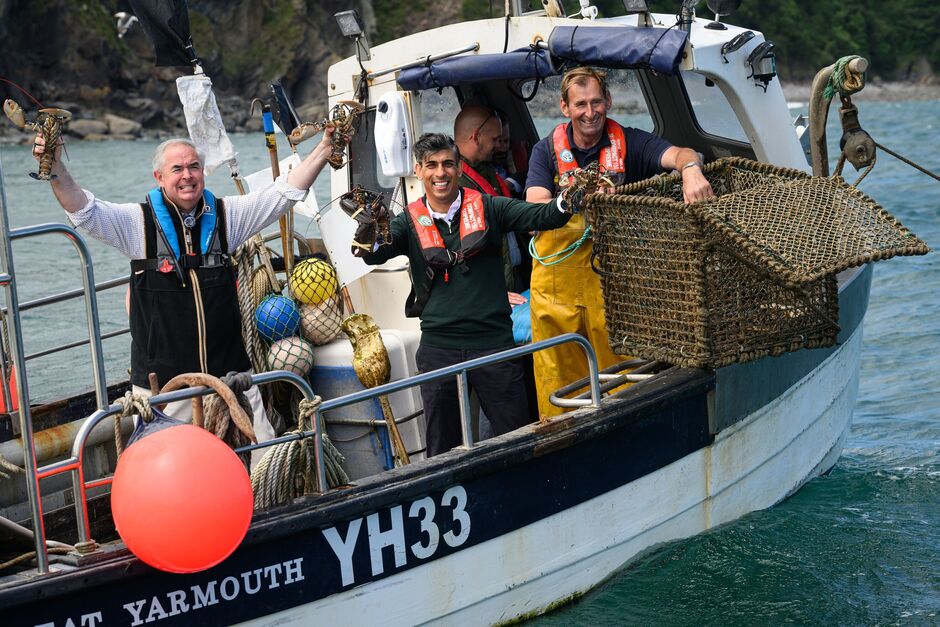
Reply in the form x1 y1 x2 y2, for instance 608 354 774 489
374 91 413 177
310 329 424 477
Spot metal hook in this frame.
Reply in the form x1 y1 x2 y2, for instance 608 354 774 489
249 98 267 117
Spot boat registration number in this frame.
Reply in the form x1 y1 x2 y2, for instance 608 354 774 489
322 484 471 586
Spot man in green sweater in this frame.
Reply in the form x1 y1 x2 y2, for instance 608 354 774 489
360 133 575 457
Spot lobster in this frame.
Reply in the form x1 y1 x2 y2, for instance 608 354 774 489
339 185 392 257
3 99 71 181
559 161 615 223
288 100 364 170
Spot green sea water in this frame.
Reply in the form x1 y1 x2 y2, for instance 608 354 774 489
0 99 937 625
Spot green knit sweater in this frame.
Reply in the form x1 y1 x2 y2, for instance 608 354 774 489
362 190 569 349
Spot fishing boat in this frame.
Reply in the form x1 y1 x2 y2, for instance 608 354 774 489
0 1 930 625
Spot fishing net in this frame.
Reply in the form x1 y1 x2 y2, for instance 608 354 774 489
255 295 300 343
588 157 929 369
285 258 344 346
289 258 340 305
267 337 315 376
299 301 343 346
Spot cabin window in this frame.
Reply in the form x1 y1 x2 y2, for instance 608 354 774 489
679 71 749 143
522 70 654 140
348 108 398 197
417 87 463 135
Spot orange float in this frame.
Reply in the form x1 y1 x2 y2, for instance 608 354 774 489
111 424 253 573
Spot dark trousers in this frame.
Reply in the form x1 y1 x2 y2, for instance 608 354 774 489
415 343 531 457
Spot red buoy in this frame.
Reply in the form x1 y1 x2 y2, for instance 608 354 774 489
111 424 253 573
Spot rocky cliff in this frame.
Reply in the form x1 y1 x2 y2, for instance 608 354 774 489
0 0 460 141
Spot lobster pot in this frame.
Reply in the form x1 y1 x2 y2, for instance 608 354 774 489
299 299 344 346
266 337 315 377
289 258 340 306
589 157 928 369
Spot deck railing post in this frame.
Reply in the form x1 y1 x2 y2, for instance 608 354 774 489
0 162 50 572
71 460 93 544
457 371 474 448
313 407 328 492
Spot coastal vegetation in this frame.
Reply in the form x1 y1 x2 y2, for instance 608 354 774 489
0 0 935 140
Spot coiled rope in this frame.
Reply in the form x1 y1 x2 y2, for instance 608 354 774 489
203 372 255 468
235 238 277 374
114 391 153 455
823 55 866 101
234 237 292 435
250 396 349 509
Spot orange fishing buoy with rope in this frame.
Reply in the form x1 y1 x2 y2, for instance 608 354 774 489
111 424 253 573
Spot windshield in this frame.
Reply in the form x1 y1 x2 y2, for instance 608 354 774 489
680 70 749 143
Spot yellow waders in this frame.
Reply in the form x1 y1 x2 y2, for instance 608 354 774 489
529 213 629 419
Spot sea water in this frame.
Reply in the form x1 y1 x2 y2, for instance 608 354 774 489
0 100 937 624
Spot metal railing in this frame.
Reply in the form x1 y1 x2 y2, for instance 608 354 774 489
2 274 130 365
0 158 117 571
31 333 599 572
34 370 321 557
314 333 601 450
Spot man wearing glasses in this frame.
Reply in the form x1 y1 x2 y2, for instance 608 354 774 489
454 105 528 301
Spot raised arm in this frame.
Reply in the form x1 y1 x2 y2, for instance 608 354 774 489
34 133 88 214
285 126 335 191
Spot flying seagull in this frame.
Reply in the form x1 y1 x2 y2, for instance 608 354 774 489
114 12 139 39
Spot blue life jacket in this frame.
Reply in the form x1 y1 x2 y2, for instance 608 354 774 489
128 188 250 388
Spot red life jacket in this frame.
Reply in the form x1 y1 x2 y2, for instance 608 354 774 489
403 188 494 317
552 120 626 186
405 188 491 269
461 160 512 197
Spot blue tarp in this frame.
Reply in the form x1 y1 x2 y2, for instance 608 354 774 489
397 48 556 91
395 25 689 91
548 25 688 76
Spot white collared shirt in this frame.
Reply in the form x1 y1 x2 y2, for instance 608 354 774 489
426 190 462 226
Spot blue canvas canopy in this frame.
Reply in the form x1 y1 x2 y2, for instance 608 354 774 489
396 25 688 91
548 26 688 76
397 48 555 91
